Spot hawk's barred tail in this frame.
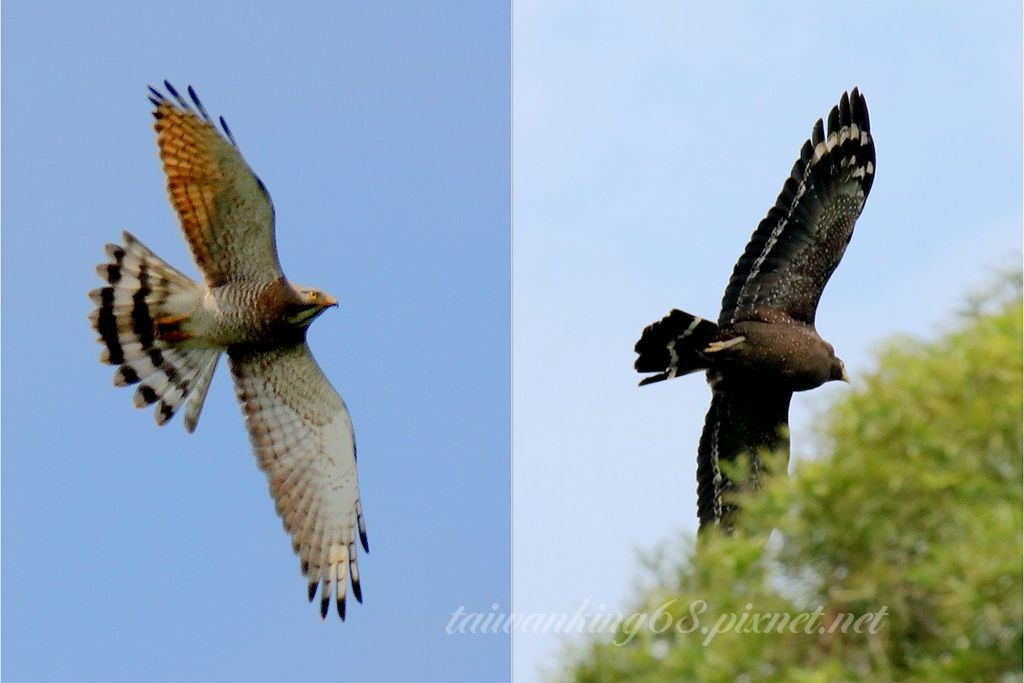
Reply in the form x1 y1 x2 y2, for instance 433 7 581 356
634 310 719 386
89 231 221 432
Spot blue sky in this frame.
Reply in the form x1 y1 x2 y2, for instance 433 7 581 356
514 2 1021 680
2 2 509 681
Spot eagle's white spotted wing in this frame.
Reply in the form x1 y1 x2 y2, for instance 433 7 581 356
149 82 283 286
228 342 367 620
719 88 875 326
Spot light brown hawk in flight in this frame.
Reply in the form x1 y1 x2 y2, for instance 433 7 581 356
89 82 367 620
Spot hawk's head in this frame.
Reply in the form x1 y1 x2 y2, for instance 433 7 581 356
284 284 338 328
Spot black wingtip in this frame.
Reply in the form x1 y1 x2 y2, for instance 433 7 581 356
163 80 181 101
148 85 165 114
838 90 851 126
352 579 363 604
307 582 317 603
320 596 329 620
811 118 824 147
827 101 840 134
219 116 237 146
851 87 870 131
187 85 212 123
337 595 347 621
360 530 369 554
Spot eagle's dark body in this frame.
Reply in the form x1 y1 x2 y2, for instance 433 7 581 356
635 89 875 531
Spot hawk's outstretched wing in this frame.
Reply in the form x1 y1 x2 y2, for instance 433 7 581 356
696 373 792 530
149 82 283 286
228 342 367 620
719 88 875 326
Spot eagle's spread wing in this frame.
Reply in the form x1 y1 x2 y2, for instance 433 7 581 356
149 82 283 286
229 343 367 620
696 373 792 530
719 89 875 326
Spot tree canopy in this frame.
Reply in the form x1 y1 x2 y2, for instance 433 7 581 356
568 278 1022 682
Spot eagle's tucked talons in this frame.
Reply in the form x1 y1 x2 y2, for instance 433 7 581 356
635 88 875 533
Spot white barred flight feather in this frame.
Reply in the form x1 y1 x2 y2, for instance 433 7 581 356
229 342 366 620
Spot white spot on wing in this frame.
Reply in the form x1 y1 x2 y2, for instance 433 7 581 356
705 336 746 353
667 340 679 379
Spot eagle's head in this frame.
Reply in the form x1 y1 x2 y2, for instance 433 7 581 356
284 284 338 328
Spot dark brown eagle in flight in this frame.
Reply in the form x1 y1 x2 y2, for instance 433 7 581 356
634 89 875 532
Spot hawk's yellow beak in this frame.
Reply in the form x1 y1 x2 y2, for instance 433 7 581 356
320 294 338 308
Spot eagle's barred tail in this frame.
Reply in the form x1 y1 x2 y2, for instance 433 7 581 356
634 309 719 385
89 231 220 432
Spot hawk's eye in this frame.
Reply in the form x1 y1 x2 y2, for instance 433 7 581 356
308 291 319 302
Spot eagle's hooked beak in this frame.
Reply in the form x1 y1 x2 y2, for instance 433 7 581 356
839 361 850 383
320 294 338 309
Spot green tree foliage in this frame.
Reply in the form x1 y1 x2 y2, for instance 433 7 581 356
568 281 1022 682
